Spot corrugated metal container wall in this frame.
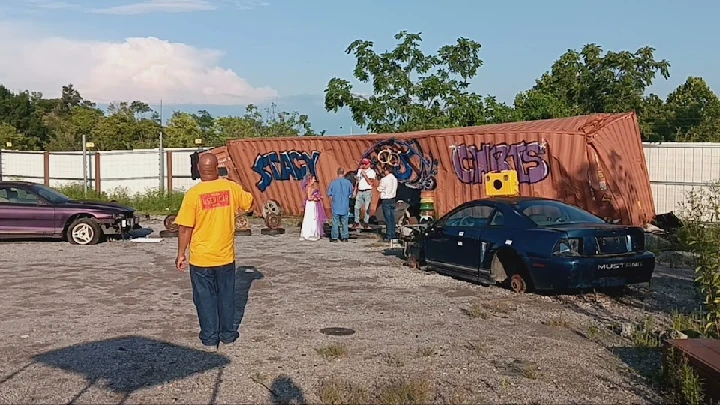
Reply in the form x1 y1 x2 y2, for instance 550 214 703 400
206 146 242 184
222 112 655 226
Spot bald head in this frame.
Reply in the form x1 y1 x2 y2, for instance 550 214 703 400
198 153 219 181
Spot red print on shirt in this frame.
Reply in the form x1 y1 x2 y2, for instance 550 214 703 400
200 190 230 210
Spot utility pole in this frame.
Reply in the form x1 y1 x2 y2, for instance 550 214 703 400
82 134 87 195
158 99 165 194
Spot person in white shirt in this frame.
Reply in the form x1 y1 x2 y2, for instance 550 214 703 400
377 165 399 241
353 158 376 228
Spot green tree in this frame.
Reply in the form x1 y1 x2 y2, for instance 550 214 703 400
191 109 217 139
44 106 104 151
525 44 671 115
0 86 51 148
324 31 504 133
664 77 720 142
165 112 203 147
0 122 40 150
214 116 255 143
91 101 161 150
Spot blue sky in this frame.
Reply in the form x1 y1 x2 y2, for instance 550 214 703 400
1 0 717 134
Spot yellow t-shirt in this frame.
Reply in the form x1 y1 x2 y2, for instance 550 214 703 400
174 178 254 267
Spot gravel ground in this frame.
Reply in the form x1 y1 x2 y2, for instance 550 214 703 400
0 218 698 404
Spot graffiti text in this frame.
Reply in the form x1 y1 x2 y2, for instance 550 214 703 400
361 138 439 191
451 141 549 184
253 150 320 192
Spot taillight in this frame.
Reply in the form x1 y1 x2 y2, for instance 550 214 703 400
553 238 582 257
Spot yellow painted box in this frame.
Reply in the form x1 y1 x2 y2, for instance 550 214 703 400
485 170 520 197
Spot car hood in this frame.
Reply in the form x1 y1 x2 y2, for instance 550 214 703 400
60 200 135 212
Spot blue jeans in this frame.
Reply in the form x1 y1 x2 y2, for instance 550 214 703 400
331 213 349 240
190 262 239 346
382 199 396 240
354 190 372 224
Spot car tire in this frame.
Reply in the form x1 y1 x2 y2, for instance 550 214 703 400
67 218 102 245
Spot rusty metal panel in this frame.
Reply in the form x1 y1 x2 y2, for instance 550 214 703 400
223 113 655 226
665 338 720 404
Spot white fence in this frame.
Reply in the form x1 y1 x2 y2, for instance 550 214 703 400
0 142 717 215
0 147 201 194
643 142 720 215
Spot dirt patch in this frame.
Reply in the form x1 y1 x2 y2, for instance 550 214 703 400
0 219 690 403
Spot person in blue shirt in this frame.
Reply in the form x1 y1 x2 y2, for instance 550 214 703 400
326 167 354 242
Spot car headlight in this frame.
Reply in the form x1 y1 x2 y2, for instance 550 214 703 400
553 238 582 257
113 213 124 220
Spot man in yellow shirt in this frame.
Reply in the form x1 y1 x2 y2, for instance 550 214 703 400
174 153 254 351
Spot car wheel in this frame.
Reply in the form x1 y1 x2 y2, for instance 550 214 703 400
509 274 528 294
406 255 420 270
67 218 102 245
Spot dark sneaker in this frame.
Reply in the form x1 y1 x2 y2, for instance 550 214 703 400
340 238 348 242
329 238 338 242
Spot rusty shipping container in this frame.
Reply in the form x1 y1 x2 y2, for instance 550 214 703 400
217 112 654 226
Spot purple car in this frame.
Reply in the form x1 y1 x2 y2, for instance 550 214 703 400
0 181 139 245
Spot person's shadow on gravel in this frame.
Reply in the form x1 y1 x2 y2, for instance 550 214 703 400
270 375 306 405
28 336 230 404
233 266 264 333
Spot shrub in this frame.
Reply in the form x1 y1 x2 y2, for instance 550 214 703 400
54 182 186 215
677 181 720 338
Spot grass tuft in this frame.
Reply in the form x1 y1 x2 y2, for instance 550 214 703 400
315 343 348 360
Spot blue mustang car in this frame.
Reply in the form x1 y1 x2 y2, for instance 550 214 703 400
405 197 655 293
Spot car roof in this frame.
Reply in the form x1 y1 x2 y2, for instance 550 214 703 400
0 181 40 187
474 196 558 205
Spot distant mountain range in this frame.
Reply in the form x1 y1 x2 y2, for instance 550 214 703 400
99 93 365 136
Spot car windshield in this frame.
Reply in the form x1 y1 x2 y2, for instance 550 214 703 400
31 185 72 204
516 200 605 226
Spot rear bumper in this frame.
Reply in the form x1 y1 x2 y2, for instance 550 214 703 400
527 252 656 291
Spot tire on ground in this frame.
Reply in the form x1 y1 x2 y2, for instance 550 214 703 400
159 230 178 238
67 217 102 245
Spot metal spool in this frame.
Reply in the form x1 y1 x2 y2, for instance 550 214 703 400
235 214 249 230
262 200 283 218
265 213 282 229
164 214 179 232
377 150 400 166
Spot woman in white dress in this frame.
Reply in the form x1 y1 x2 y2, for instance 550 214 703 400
299 174 327 241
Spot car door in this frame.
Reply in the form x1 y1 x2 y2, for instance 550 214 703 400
424 206 484 275
455 204 497 271
0 185 55 235
472 208 506 279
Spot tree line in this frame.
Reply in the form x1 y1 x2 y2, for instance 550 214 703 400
1 31 718 151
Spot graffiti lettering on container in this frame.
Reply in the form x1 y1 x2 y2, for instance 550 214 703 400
252 150 321 192
360 138 439 190
450 141 549 184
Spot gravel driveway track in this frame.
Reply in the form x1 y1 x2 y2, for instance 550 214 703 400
0 219 695 404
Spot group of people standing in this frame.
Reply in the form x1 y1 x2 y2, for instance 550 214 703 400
299 158 398 243
173 153 400 351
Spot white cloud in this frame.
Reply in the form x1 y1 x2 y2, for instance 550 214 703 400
88 0 269 15
22 0 77 9
0 22 278 105
90 0 215 15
